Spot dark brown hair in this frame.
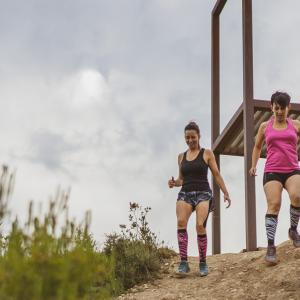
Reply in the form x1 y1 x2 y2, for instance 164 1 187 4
184 121 200 135
271 91 291 108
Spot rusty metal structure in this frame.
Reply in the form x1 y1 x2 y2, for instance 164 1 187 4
211 0 300 254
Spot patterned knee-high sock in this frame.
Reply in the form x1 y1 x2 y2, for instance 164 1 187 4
265 214 278 246
290 205 300 231
197 234 207 262
177 229 188 261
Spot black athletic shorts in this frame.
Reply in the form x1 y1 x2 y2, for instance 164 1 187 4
263 170 300 187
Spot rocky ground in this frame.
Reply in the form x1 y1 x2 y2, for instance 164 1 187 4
116 240 300 300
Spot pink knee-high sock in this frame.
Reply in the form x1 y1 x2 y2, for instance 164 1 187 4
197 234 207 262
177 229 188 261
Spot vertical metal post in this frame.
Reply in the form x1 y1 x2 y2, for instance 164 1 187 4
211 12 221 254
242 0 257 251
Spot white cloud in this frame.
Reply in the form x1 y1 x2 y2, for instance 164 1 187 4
0 0 300 256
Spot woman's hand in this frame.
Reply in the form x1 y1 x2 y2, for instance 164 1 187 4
224 193 231 208
168 176 176 188
249 167 257 176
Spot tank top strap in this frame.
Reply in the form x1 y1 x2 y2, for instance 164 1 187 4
268 117 274 127
265 117 274 133
287 118 297 132
287 117 293 127
199 147 209 165
199 148 205 158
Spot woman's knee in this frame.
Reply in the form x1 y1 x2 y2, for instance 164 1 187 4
196 223 206 233
289 193 300 206
177 218 188 228
267 202 281 214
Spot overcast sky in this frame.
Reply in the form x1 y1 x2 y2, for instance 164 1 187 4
1 0 300 256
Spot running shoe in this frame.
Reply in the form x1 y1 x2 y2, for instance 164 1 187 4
175 261 190 277
265 245 277 264
199 261 208 277
288 228 300 248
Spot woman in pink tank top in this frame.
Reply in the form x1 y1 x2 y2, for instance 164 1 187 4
249 91 300 264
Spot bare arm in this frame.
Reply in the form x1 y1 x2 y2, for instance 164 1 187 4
206 149 231 208
174 153 184 187
292 119 300 136
168 153 184 188
206 149 229 196
249 122 266 176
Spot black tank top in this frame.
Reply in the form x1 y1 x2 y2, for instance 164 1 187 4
180 148 211 192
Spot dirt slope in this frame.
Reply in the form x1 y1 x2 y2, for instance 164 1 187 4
117 241 300 300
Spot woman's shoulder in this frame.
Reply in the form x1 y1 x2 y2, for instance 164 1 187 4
177 152 185 164
202 148 214 165
178 152 185 158
260 121 269 129
290 119 300 132
258 121 268 133
290 118 300 125
203 148 214 158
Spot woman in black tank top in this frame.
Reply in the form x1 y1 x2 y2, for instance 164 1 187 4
168 121 231 277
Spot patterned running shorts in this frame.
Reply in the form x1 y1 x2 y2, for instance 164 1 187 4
177 190 214 212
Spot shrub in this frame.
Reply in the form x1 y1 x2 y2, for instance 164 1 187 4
0 166 175 299
0 166 118 300
104 202 176 291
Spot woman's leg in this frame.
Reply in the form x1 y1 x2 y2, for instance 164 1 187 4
176 200 193 262
263 180 283 263
195 201 210 263
264 181 283 244
195 200 210 276
284 174 300 247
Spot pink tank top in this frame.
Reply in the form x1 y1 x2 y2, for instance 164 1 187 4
264 117 300 173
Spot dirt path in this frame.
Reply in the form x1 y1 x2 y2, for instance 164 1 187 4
116 241 300 300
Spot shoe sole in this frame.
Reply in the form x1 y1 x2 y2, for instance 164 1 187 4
288 235 300 248
174 271 190 278
199 272 208 277
264 257 277 265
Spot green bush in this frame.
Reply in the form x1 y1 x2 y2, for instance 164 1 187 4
0 166 118 299
0 225 118 299
104 203 176 291
0 166 175 299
